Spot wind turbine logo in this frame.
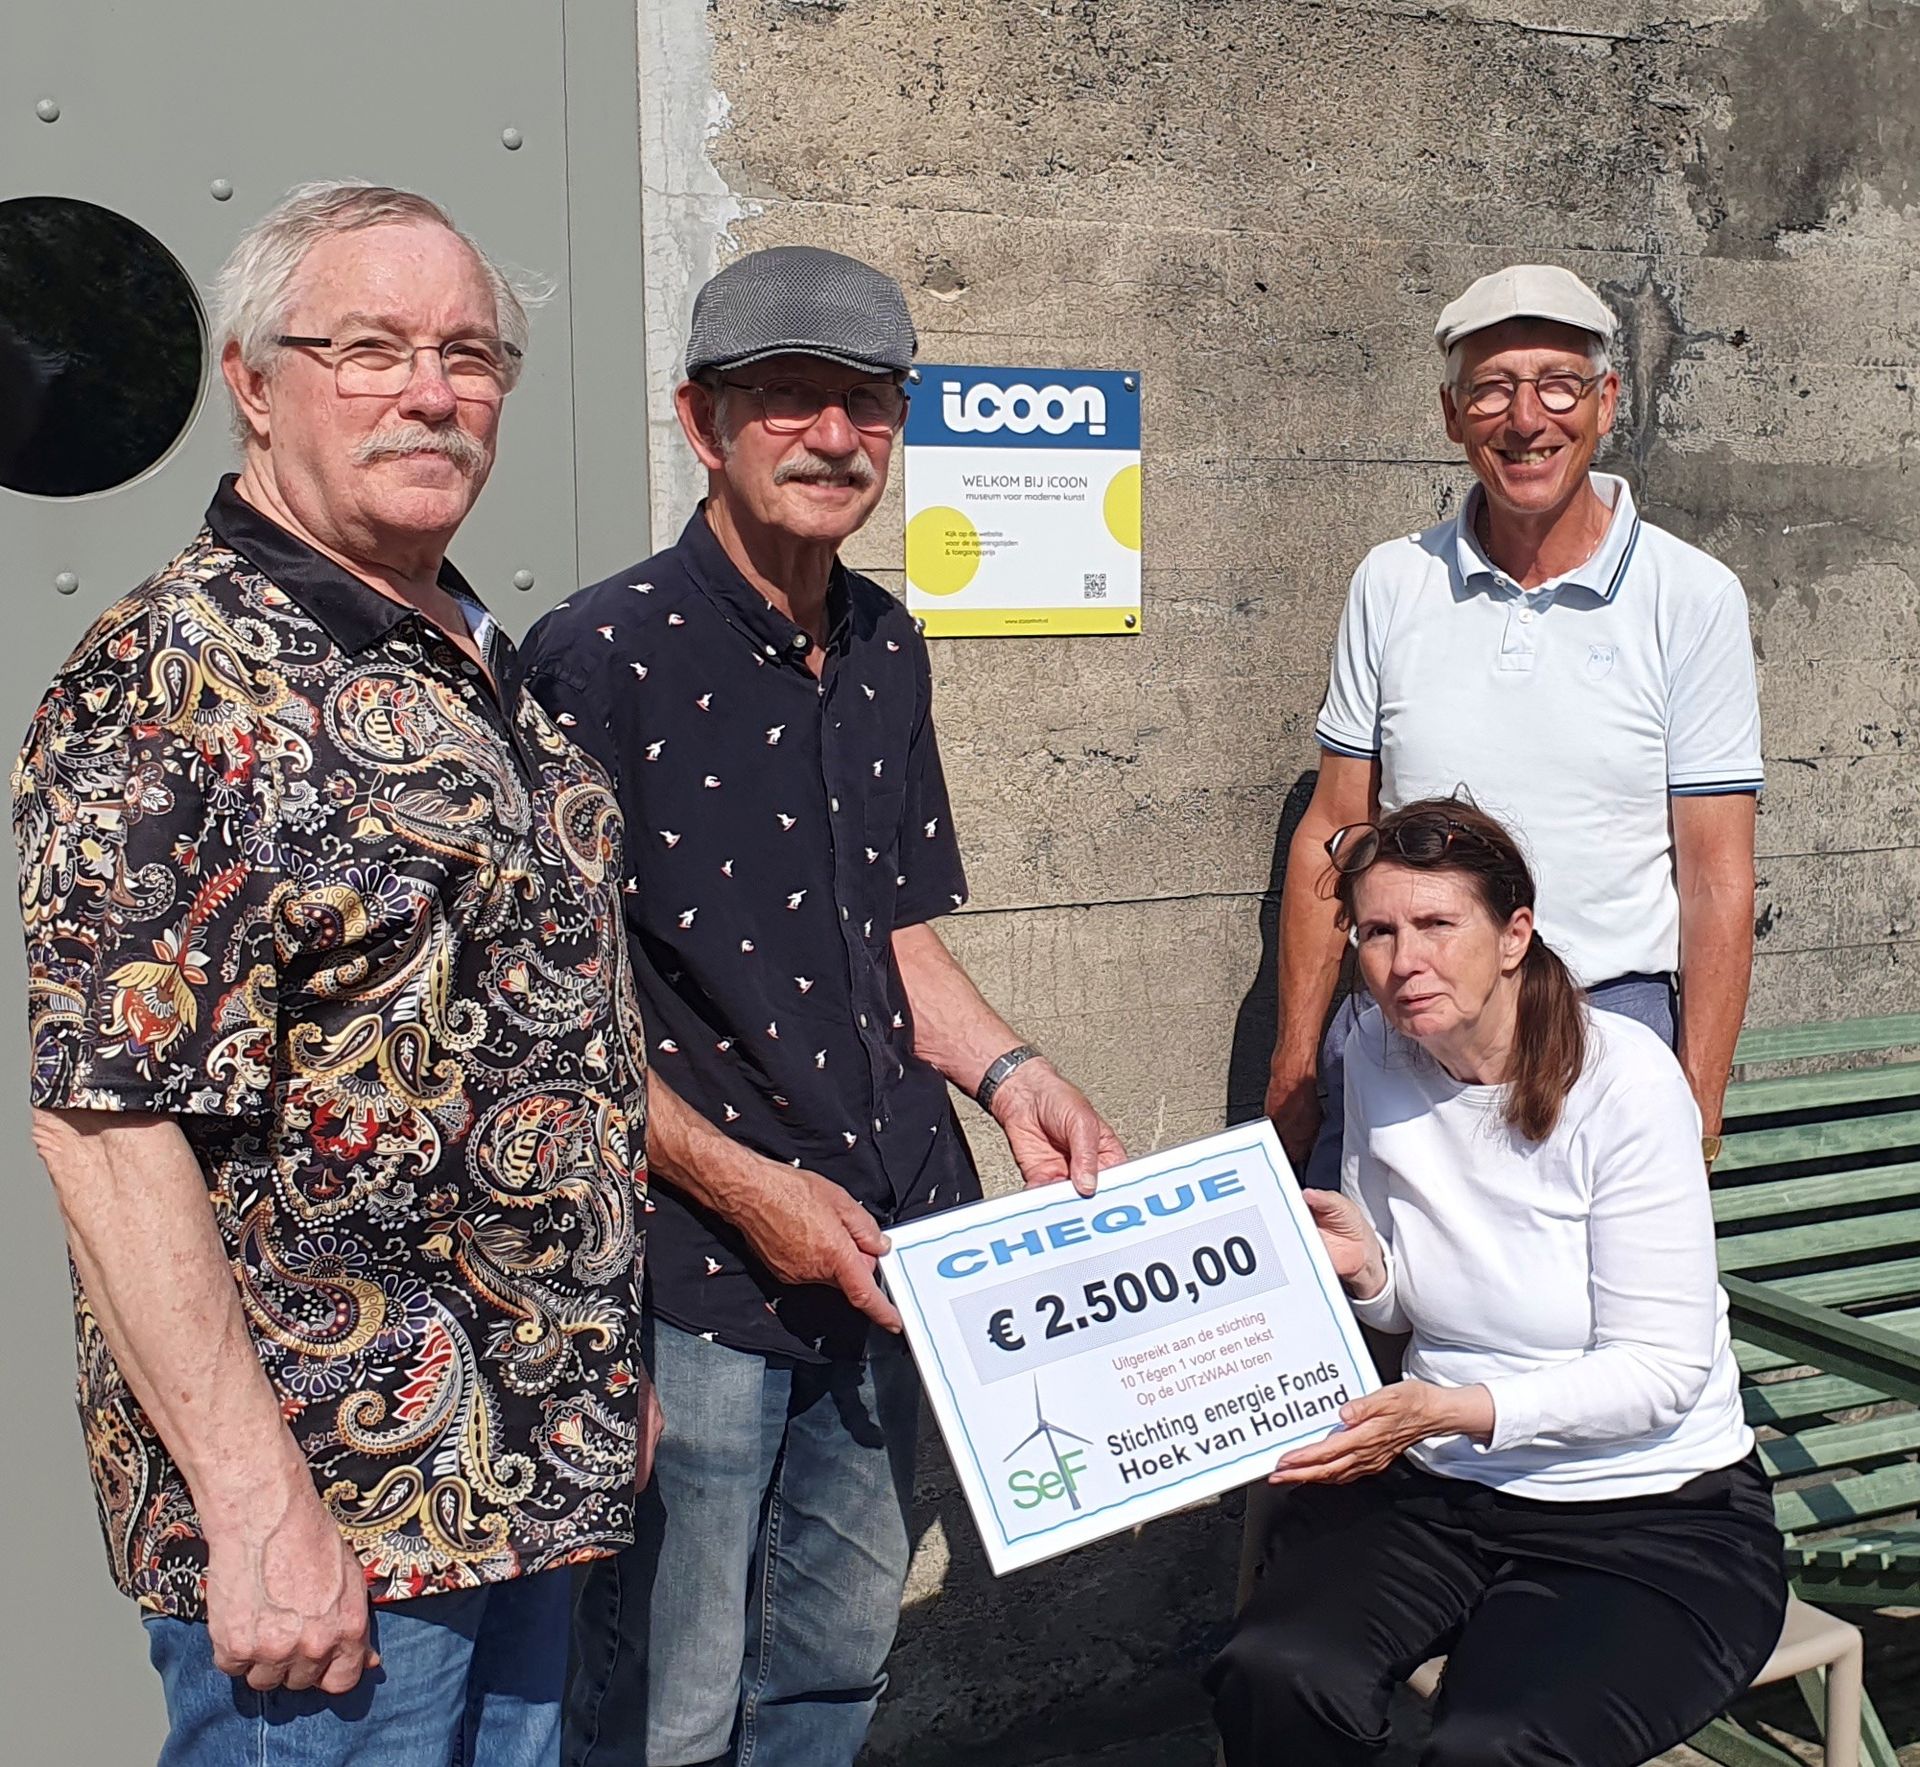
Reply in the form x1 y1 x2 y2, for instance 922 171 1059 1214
1004 1375 1092 1511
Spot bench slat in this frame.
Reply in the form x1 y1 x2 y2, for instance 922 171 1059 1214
1719 1207 1920 1270
1744 1371 1890 1425
1715 1109 1920 1173
1735 1305 1920 1376
1758 1411 1920 1476
1773 1461 1920 1534
1734 1015 1920 1065
1771 1256 1920 1308
1712 1161 1920 1225
1725 1061 1920 1120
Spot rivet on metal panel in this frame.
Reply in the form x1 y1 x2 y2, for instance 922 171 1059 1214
1124 613 1137 628
1122 375 1137 392
210 179 234 201
907 368 921 385
35 98 61 122
501 127 524 151
54 572 79 596
512 569 536 591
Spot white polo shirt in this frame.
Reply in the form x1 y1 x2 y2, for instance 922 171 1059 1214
1315 474 1763 985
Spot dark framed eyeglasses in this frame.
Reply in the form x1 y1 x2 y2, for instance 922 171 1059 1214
275 333 523 402
719 376 908 435
1455 370 1607 418
1325 812 1485 876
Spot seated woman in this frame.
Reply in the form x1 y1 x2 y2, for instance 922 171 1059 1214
1209 798 1784 1767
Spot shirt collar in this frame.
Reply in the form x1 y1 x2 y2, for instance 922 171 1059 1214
1452 472 1643 604
206 473 489 653
677 502 853 669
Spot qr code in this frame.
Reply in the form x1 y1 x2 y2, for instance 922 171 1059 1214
1083 572 1108 600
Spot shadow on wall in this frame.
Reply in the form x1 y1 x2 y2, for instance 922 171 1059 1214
1224 771 1327 1131
864 771 1325 1767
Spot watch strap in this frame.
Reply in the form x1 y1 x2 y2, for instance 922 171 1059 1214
975 1044 1041 1113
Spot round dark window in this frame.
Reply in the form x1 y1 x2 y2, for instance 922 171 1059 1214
0 196 206 498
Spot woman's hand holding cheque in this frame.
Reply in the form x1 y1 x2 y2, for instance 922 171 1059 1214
1270 1190 1494 1486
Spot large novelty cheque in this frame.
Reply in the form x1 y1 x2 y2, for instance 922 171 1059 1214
879 1121 1378 1573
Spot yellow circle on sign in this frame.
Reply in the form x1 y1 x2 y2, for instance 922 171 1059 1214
1102 463 1141 551
906 505 982 596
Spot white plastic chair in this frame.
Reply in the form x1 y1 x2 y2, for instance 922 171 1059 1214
1406 1592 1863 1767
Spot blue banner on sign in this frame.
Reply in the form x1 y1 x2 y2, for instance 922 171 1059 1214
906 364 1141 451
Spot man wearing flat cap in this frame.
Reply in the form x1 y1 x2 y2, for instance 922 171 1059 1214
1267 263 1763 1188
524 246 1123 1766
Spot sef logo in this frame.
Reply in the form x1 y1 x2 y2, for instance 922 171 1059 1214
1002 1379 1093 1513
941 380 1108 437
1008 1448 1087 1509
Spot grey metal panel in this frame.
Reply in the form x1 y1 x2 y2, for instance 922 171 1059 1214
0 6 642 1755
563 2 652 586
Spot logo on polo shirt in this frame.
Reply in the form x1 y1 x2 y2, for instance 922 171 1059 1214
1586 643 1616 680
941 380 1108 437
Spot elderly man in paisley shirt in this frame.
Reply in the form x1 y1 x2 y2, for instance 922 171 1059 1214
523 248 1127 1767
14 181 655 1765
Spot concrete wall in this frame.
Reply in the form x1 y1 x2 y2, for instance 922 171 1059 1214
638 1 1920 1758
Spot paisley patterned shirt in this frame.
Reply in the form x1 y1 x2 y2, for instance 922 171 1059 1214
13 479 649 1619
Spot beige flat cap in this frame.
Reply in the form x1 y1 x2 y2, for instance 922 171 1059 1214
1434 265 1617 353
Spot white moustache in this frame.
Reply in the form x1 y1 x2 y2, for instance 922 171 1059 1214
354 425 489 473
772 451 876 489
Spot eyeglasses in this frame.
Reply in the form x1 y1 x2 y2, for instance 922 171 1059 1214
719 376 908 435
275 333 523 402
1455 371 1606 417
1324 813 1485 875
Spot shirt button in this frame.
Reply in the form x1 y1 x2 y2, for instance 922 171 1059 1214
841 906 849 921
1518 609 1535 624
461 658 481 675
791 634 809 652
764 644 777 658
873 1117 884 1134
858 1013 868 1028
830 797 840 813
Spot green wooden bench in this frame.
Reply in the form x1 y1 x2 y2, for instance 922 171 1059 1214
1693 1012 1920 1767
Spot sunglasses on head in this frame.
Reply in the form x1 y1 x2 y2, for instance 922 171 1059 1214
1324 812 1486 876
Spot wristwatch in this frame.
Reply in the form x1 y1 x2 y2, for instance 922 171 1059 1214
976 1044 1041 1113
1702 1133 1724 1170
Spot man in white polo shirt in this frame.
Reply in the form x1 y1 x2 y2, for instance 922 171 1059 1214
1266 264 1763 1186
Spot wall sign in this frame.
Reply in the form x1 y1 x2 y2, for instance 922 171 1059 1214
904 364 1141 637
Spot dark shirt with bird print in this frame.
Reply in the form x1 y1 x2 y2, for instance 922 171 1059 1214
522 506 979 1363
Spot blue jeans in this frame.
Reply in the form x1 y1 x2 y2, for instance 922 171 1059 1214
144 1570 571 1766
566 1318 921 1767
1301 972 1678 1189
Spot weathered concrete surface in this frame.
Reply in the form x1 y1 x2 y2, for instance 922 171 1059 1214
638 0 1920 1759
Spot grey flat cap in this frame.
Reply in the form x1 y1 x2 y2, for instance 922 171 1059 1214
1434 265 1617 354
685 246 918 379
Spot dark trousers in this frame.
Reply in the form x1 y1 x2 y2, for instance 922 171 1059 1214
1208 1457 1785 1767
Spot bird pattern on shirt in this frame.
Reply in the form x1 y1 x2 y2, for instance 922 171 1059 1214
521 514 977 1362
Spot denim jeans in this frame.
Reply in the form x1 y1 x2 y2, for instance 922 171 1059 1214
1301 972 1678 1189
144 1569 571 1766
566 1318 921 1767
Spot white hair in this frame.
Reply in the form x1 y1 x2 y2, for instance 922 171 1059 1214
210 179 543 442
1444 330 1612 390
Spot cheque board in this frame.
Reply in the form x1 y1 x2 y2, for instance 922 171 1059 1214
878 1120 1378 1574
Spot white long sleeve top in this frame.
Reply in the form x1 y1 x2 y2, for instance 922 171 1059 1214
1341 1003 1753 1499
